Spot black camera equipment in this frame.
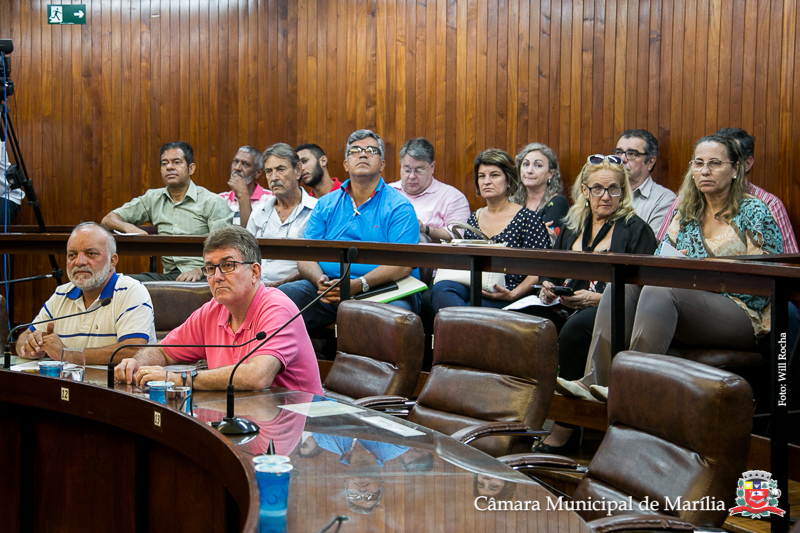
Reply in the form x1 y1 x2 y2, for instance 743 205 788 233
1 39 64 298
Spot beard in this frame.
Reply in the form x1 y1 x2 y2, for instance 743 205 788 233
303 162 324 188
69 261 112 292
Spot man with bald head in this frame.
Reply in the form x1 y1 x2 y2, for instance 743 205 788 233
16 222 156 364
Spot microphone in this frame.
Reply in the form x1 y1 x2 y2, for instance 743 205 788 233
106 331 268 388
3 297 112 370
213 246 359 436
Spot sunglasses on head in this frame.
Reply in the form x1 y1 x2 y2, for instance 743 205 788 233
587 154 623 165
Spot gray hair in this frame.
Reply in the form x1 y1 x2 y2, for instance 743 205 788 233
261 143 300 169
345 129 385 160
203 225 262 264
399 137 434 165
237 145 264 170
512 142 564 208
72 221 116 256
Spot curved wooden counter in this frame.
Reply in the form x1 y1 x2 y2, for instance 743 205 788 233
0 370 259 533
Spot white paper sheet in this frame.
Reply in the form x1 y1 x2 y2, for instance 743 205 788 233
658 241 687 258
279 401 364 418
359 415 426 437
503 294 560 311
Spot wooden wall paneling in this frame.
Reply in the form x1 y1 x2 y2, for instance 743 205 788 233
612 0 627 139
636 1 650 133
403 0 416 153
791 0 800 230
444 0 457 185
692 0 709 146
364 0 378 135
287 0 298 144
657 0 673 187
705 0 721 135
558 0 572 169
579 0 593 160
547 0 561 171
751 0 769 183
435 0 449 178
515 0 528 153
764 0 784 194
779 0 797 232
298 0 309 145
463 0 476 198
740 0 757 137
493 0 507 151
474 0 486 154
590 0 606 158
601 0 616 154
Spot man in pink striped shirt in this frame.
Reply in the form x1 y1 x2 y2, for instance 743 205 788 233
656 128 797 253
389 137 471 242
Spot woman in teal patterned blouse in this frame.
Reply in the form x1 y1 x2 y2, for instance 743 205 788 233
556 134 782 407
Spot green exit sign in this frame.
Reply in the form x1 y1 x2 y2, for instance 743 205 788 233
47 5 87 25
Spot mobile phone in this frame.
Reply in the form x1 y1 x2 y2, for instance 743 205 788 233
550 286 575 297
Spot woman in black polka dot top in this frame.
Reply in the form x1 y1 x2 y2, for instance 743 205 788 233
432 148 550 313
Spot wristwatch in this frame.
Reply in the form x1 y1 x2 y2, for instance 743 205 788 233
358 276 369 293
424 225 431 236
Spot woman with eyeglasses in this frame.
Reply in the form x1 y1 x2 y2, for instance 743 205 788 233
526 154 657 453
558 134 782 409
512 143 569 234
431 148 550 312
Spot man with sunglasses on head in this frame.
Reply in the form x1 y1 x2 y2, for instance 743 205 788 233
114 225 322 394
279 129 421 331
613 129 676 234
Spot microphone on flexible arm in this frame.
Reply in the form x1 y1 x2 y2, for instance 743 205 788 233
213 246 359 436
3 297 113 370
106 331 268 388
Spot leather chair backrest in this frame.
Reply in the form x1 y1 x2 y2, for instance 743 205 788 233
143 282 213 339
574 351 753 527
323 301 424 400
408 307 558 457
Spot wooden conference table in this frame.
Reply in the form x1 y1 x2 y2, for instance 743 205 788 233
0 361 591 533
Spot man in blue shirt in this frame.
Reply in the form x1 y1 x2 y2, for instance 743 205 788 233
280 129 420 330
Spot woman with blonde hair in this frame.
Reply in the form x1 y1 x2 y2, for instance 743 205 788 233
526 154 657 453
559 134 782 409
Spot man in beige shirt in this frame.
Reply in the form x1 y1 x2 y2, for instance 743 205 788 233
102 141 233 281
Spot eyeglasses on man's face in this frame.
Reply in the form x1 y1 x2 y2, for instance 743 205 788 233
347 146 381 157
690 159 734 172
612 148 648 161
200 261 255 277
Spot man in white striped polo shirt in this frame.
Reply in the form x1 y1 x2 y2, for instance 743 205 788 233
16 222 156 364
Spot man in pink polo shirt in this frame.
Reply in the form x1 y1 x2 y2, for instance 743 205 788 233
388 137 471 242
115 225 322 395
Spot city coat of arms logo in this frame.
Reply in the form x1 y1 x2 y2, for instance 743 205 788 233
729 470 785 519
